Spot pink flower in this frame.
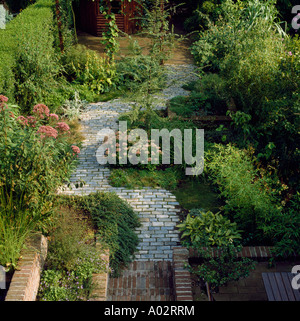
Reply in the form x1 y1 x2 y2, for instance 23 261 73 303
26 116 37 128
37 125 58 139
0 95 8 111
17 116 28 126
56 122 70 132
71 145 80 154
288 51 292 56
0 95 8 103
32 104 50 119
49 113 59 121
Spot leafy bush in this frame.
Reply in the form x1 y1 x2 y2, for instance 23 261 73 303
104 128 163 171
205 144 286 243
191 0 286 72
178 209 242 247
169 74 228 117
178 208 255 288
62 44 117 95
3 0 63 111
116 54 165 93
72 192 141 277
190 244 256 288
38 207 109 301
0 97 80 269
190 0 299 185
265 192 300 258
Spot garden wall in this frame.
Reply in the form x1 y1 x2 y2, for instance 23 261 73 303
172 246 300 301
5 233 48 301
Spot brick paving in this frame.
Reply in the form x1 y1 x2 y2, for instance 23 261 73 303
58 64 198 300
107 261 175 301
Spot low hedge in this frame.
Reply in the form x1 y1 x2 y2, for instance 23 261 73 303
70 192 141 277
0 0 66 112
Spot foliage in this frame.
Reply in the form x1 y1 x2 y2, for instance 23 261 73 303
62 44 117 95
168 78 228 117
190 244 256 287
109 167 178 190
140 0 177 64
0 0 70 112
0 98 80 269
204 143 288 245
71 192 141 277
101 11 120 62
189 0 299 185
60 91 88 120
191 0 286 72
178 209 242 247
265 192 300 258
116 50 165 94
104 128 163 171
37 207 109 301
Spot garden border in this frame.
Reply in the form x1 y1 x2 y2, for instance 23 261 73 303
5 233 48 301
172 246 298 301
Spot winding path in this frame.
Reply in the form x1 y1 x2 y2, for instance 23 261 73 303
59 64 198 300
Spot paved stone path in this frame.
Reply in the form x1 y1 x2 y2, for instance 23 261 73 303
59 64 198 300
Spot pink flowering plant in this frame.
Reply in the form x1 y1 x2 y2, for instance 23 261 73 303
0 97 81 269
105 130 163 171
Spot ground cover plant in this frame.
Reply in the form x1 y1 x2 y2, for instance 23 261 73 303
37 205 109 301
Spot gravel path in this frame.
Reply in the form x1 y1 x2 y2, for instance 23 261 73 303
59 64 198 261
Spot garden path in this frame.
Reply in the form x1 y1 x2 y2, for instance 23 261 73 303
59 64 198 300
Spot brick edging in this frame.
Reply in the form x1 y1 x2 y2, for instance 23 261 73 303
173 247 193 301
5 233 48 301
90 248 110 301
188 246 275 259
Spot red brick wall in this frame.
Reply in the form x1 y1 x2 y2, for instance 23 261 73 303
5 234 47 301
172 246 279 301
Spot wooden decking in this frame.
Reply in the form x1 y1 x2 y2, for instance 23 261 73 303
262 272 300 301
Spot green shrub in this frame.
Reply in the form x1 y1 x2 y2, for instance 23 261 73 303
265 192 300 258
62 44 117 95
190 244 256 288
38 206 109 301
0 0 75 113
72 192 141 277
204 143 285 244
178 209 242 248
191 0 285 72
116 54 165 93
169 75 228 117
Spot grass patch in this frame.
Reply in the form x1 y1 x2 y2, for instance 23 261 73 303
171 178 223 212
109 167 223 213
109 168 178 190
